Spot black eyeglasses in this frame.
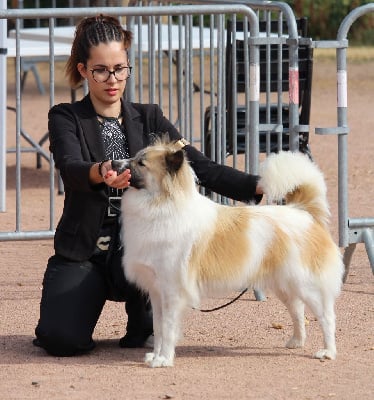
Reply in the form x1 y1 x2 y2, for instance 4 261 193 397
90 66 132 83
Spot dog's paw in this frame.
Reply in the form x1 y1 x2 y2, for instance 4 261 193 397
314 349 336 360
144 352 155 364
286 337 305 349
146 354 174 368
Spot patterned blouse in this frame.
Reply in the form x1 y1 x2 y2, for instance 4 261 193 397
98 115 129 198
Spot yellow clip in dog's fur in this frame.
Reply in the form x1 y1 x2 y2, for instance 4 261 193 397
175 138 189 149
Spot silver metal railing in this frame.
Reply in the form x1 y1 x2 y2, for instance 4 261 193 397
1 4 264 238
130 0 306 168
1 2 372 281
314 3 374 278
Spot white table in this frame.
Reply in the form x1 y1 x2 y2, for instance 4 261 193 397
9 24 218 51
6 37 71 57
6 37 71 91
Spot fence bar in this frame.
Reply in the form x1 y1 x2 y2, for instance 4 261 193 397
0 0 6 211
338 4 374 275
0 5 255 20
0 231 55 241
15 19 22 231
349 218 374 229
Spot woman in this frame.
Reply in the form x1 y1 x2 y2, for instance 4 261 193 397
33 15 262 357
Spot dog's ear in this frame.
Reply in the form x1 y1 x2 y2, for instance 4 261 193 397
165 149 184 174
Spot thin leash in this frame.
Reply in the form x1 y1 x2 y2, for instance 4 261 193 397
107 197 250 313
193 288 249 313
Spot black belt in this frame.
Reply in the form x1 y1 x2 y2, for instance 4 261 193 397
108 196 122 217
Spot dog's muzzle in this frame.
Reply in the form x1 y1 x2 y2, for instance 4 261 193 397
112 159 131 175
111 158 145 190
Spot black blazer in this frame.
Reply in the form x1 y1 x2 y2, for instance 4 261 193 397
49 95 261 261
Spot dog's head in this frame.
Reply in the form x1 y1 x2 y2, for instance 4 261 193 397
112 141 195 198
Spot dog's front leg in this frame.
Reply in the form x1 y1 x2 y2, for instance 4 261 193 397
144 290 162 365
147 294 183 368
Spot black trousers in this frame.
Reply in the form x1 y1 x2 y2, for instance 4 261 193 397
34 220 152 357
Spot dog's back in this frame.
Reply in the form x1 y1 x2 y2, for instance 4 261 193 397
187 152 343 293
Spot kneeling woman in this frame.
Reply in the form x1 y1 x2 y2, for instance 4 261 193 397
33 14 262 356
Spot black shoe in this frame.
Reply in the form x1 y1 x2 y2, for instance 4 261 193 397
119 332 153 348
32 338 43 348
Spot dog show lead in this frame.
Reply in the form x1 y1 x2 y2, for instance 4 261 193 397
33 14 263 357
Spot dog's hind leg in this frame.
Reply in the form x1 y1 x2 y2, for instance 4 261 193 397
309 295 337 360
276 291 306 349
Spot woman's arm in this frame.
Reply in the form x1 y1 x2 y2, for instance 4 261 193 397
151 104 262 203
184 145 262 203
49 104 99 192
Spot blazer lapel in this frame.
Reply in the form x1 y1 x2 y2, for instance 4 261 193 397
73 95 105 161
122 101 144 157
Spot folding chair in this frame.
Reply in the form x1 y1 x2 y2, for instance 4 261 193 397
204 17 314 160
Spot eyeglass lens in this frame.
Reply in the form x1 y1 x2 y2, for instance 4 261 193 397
91 67 131 82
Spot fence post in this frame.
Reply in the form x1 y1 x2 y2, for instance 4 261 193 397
0 0 7 212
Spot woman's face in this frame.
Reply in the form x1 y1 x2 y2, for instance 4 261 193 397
77 41 130 110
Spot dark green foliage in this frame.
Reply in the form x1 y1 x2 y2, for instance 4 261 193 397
285 0 374 44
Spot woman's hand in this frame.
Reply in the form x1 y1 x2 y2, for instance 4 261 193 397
103 168 131 189
101 160 131 189
255 183 263 195
91 160 131 189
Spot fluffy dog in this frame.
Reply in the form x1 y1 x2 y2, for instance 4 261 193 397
112 142 343 368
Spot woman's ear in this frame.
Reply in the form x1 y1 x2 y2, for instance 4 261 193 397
77 63 87 79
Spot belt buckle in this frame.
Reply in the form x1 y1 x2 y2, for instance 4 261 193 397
108 196 122 217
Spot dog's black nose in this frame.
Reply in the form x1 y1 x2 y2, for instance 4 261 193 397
112 159 130 175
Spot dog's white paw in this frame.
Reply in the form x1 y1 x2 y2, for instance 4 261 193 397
146 354 173 368
144 352 155 364
314 349 336 360
286 337 305 349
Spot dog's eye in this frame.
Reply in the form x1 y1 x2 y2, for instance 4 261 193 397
138 159 145 167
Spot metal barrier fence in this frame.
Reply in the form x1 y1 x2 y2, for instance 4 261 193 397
0 2 306 243
2 2 371 278
131 0 309 159
314 3 374 278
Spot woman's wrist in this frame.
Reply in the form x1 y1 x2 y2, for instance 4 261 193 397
98 159 109 178
90 160 110 184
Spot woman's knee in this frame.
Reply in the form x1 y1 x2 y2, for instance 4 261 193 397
35 255 106 357
34 329 95 357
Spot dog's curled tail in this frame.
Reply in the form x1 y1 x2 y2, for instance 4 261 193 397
258 151 330 227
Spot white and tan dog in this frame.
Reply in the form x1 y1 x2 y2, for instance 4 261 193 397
112 142 343 368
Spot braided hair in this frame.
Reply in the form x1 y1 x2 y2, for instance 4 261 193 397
66 15 133 88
